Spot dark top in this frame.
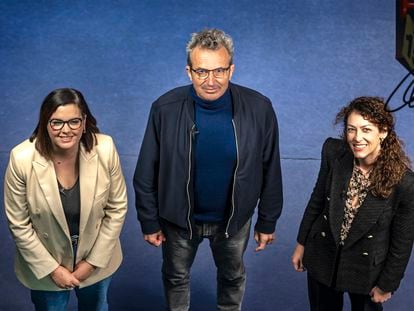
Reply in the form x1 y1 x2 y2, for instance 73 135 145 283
58 178 80 237
191 87 236 223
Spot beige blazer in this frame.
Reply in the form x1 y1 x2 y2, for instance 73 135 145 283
4 133 127 290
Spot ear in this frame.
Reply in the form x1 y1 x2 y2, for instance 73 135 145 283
380 128 388 140
228 64 235 80
186 66 193 81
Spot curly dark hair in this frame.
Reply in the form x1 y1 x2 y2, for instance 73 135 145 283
335 96 411 198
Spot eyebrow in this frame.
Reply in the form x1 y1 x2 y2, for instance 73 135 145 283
346 124 373 128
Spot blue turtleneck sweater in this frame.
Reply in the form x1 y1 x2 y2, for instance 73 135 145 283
190 87 236 223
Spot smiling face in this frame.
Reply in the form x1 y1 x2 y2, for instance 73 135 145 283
47 103 85 154
186 46 234 101
346 111 388 168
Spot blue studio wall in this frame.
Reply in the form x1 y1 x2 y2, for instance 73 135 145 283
1 1 413 310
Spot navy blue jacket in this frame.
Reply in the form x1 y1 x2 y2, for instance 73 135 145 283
134 83 283 239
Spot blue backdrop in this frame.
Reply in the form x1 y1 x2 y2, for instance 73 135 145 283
1 1 413 310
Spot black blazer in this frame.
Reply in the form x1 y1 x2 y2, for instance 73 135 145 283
297 138 414 294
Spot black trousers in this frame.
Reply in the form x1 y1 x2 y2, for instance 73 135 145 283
307 274 383 311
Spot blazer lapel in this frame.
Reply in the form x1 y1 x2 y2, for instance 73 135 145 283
78 144 98 235
32 154 70 236
329 151 353 246
343 194 387 249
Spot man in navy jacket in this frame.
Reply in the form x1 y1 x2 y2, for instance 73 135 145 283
134 28 283 311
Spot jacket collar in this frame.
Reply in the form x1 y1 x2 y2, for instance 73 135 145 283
185 83 236 122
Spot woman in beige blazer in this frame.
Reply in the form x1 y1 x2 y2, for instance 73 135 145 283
4 88 127 310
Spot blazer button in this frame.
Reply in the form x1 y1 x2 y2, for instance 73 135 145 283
321 232 326 237
362 252 369 256
367 235 373 239
42 232 49 239
326 197 330 201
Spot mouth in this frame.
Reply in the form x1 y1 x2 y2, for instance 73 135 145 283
202 85 220 92
352 143 367 152
59 136 74 143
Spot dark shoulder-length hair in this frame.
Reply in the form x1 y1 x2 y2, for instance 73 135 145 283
30 88 100 160
335 96 411 198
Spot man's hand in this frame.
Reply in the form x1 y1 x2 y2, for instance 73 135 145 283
144 230 166 247
254 231 275 252
370 286 392 303
72 260 96 282
50 265 80 289
291 243 306 272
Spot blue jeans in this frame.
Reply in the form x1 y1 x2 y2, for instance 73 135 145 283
161 218 251 311
30 276 112 311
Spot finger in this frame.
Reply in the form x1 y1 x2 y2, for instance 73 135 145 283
151 239 162 247
255 242 266 252
293 261 304 272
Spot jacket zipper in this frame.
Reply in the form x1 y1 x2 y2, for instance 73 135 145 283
186 124 196 240
225 119 239 238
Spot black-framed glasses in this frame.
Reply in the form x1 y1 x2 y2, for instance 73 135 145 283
49 118 83 130
190 66 231 79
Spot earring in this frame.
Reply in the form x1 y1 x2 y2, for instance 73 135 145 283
379 137 384 144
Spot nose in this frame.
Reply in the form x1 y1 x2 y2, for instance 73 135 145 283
206 72 215 85
61 122 71 132
354 130 363 141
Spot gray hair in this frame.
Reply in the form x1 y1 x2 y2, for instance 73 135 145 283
186 28 234 66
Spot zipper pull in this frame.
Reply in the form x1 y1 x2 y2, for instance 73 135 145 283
191 128 199 139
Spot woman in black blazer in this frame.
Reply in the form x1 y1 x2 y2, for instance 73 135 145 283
292 97 414 311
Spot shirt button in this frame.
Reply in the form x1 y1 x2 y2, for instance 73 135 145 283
362 252 369 256
321 232 326 237
323 214 327 220
367 235 373 239
326 197 330 201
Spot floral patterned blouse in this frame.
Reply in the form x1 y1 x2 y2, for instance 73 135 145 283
339 164 371 245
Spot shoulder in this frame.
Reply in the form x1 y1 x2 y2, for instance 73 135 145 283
7 139 39 176
9 139 37 162
323 137 345 150
92 133 116 152
94 133 114 144
230 83 271 105
152 85 191 110
321 137 350 160
398 169 414 191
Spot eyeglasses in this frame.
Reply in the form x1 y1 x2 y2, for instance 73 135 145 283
49 118 83 131
190 66 231 79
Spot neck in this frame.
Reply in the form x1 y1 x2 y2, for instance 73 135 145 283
52 146 79 164
355 160 374 176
